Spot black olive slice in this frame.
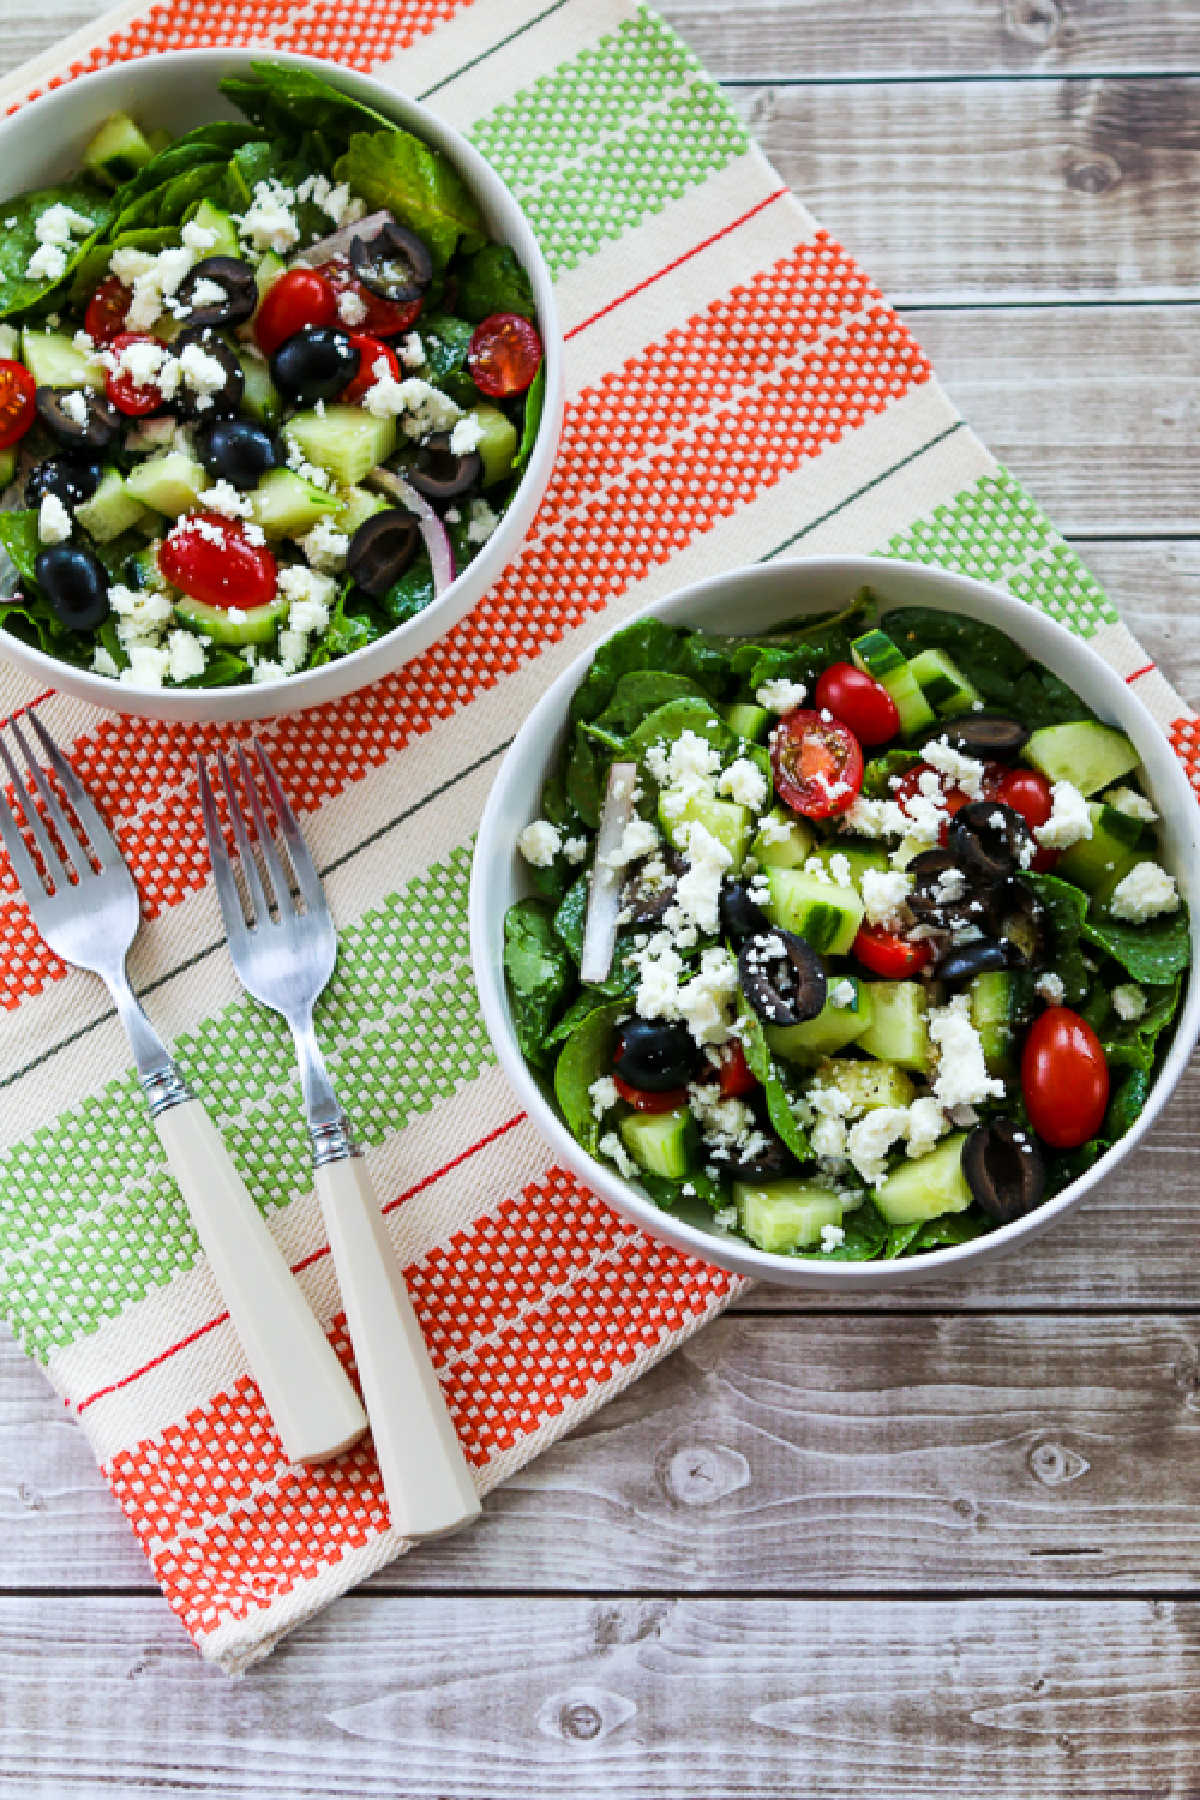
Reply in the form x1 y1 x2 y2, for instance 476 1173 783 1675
948 800 1034 885
962 1118 1045 1223
175 255 257 328
406 432 482 502
991 876 1047 969
719 878 771 943
24 454 104 510
34 544 109 631
35 386 120 451
713 1131 794 1185
613 1018 701 1091
936 715 1030 759
738 929 826 1027
621 849 684 925
346 508 421 597
171 327 245 420
933 936 1013 986
350 222 433 303
269 326 359 405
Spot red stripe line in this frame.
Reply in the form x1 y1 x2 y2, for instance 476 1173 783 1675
0 688 55 730
564 187 791 341
1126 663 1156 684
74 1112 528 1414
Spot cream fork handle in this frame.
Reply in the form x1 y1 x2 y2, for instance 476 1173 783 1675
315 1153 481 1539
154 1099 368 1463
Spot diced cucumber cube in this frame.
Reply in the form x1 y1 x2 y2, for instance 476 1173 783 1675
873 1133 972 1226
1023 720 1140 797
750 807 815 870
81 112 154 186
334 486 390 536
766 978 872 1064
906 647 983 718
470 403 519 488
763 867 863 955
286 406 397 488
815 1057 916 1112
851 628 935 738
660 791 752 871
968 970 1016 1075
22 329 102 389
237 353 281 426
173 592 290 647
124 450 209 517
74 468 153 543
618 1106 695 1181
735 1180 843 1253
724 701 770 743
186 198 239 259
1053 802 1144 890
855 980 931 1072
249 468 340 540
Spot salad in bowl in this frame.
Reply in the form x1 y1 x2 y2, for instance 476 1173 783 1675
0 56 555 711
479 562 1197 1280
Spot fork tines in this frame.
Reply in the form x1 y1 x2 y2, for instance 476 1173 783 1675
0 713 113 900
196 740 323 931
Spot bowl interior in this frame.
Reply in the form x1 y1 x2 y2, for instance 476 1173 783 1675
471 556 1200 1288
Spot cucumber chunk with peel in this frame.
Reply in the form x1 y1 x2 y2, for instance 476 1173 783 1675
1023 720 1140 797
618 1106 695 1181
285 406 397 487
21 329 102 389
856 980 931 1072
735 1180 843 1253
750 806 814 870
124 450 209 517
906 647 982 717
766 978 872 1064
74 468 152 543
173 593 290 646
852 628 936 737
81 112 154 186
763 867 863 955
249 468 340 539
873 1133 972 1226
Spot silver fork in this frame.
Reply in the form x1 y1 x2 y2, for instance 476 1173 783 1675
197 741 480 1541
0 714 367 1464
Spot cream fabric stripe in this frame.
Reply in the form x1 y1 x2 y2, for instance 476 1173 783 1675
383 0 630 112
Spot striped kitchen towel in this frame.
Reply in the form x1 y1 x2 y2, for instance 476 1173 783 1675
0 0 1194 1674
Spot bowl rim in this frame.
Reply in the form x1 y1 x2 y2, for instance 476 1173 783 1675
469 554 1200 1288
0 48 563 718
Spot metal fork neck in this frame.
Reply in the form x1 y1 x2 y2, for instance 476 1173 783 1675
291 1011 359 1166
106 968 192 1117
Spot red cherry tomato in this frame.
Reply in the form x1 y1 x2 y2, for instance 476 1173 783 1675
814 662 900 747
613 1074 689 1114
103 331 168 417
893 761 972 824
340 333 398 404
770 708 864 819
254 267 337 355
1021 1006 1109 1149
159 514 277 611
716 1040 758 1099
851 924 933 979
0 359 37 449
83 275 132 345
468 312 543 398
992 766 1059 870
313 260 422 339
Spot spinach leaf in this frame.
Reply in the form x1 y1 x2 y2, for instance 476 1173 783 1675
1104 1066 1151 1139
455 242 535 321
814 1203 888 1261
551 874 589 964
1101 975 1184 1071
907 1209 990 1252
739 1008 813 1164
553 999 629 1153
307 583 383 666
862 747 921 797
1009 665 1095 729
568 619 689 722
884 1219 924 1259
335 129 485 269
882 604 1026 702
503 900 572 1072
185 649 250 688
564 723 605 827
0 182 115 318
511 362 545 476
220 63 395 150
640 1169 723 1212
1023 873 1093 1005
379 553 435 625
545 988 617 1049
0 509 42 587
1082 900 1191 986
626 697 733 765
418 311 476 401
591 671 711 739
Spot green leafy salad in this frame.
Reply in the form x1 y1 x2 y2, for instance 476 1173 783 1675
503 594 1192 1260
0 61 546 690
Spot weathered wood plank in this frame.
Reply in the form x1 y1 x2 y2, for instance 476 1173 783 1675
1079 537 1200 707
2 1593 1199 1796
8 1313 1200 1593
731 78 1200 302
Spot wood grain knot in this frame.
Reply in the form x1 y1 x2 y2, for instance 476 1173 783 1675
536 1687 637 1746
1002 0 1063 47
659 1439 751 1508
1028 1439 1091 1487
1065 151 1123 195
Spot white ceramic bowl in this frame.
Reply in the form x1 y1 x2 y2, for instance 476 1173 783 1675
0 51 562 721
471 557 1200 1288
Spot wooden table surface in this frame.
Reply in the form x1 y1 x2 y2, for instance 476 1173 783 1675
2 3 1199 1794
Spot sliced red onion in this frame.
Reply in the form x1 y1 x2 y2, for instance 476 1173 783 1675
294 210 394 268
579 761 638 987
366 466 455 596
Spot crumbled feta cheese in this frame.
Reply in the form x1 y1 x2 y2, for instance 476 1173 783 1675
922 737 986 798
32 201 94 249
203 479 251 520
689 1081 766 1160
119 244 194 330
634 934 685 1022
277 628 308 672
676 946 739 1047
1035 780 1092 851
180 219 219 252
563 835 588 864
467 496 500 545
121 642 170 688
336 287 369 328
714 1205 738 1231
840 795 904 840
845 1107 911 1186
399 331 426 369
37 493 73 545
829 979 858 1010
756 677 806 714
0 324 18 361
165 628 206 684
1109 861 1180 923
599 1130 638 1181
1103 785 1157 824
91 645 121 679
283 436 333 490
928 994 1005 1110
1112 983 1148 1021
673 819 732 935
601 817 660 871
589 1076 619 1120
276 565 337 619
517 819 562 867
449 414 485 456
811 1114 848 1162
251 658 289 685
860 867 912 930
300 517 349 572
362 372 461 434
1035 972 1065 1005
177 340 230 405
185 277 228 311
819 1223 846 1254
236 179 300 254
904 1096 948 1160
716 756 768 811
26 242 68 282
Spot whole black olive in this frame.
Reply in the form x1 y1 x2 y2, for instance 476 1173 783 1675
738 929 826 1027
962 1118 1045 1223
172 327 245 420
948 800 1034 885
622 850 683 925
198 416 283 487
407 432 482 503
613 1018 701 1091
713 1131 794 1185
35 386 120 451
350 221 433 303
346 509 420 597
176 255 257 328
936 715 1030 760
719 878 770 943
906 848 989 931
270 327 360 404
34 544 109 631
24 454 104 510
991 876 1047 969
933 936 1014 986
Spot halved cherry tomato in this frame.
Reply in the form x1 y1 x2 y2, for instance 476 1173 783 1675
892 761 973 827
716 1040 758 1099
158 514 277 611
254 267 337 355
992 766 1059 870
313 259 422 340
814 662 900 747
104 331 167 417
1021 1006 1109 1148
771 708 863 819
0 359 37 449
83 275 132 345
340 333 398 404
468 312 542 398
613 1074 689 1114
851 924 932 979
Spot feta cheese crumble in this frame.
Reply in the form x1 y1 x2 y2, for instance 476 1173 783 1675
516 820 562 867
1035 972 1065 1005
756 677 806 714
588 1076 619 1119
860 867 912 930
37 493 73 545
1035 780 1092 851
1112 983 1148 1021
1103 785 1157 824
717 757 768 811
928 994 1005 1111
819 1223 846 1254
1109 861 1180 923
